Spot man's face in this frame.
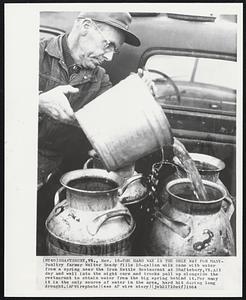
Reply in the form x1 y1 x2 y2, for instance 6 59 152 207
77 20 125 69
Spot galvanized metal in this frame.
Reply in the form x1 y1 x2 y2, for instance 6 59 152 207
146 178 235 256
173 153 225 182
83 152 151 255
75 74 173 171
45 169 138 256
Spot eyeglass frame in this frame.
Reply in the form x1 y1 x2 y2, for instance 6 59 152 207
86 18 121 55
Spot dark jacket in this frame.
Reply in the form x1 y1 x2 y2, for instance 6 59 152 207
38 34 112 185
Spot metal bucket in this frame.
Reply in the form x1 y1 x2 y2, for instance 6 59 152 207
75 74 173 171
83 149 136 179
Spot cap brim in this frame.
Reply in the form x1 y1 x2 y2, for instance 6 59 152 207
90 17 141 47
123 30 141 47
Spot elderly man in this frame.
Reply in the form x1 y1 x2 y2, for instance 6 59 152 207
37 12 156 254
38 12 154 188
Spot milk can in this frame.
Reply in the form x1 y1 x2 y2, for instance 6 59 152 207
154 153 234 218
173 153 226 182
145 178 235 256
83 150 151 255
45 169 142 256
75 73 173 171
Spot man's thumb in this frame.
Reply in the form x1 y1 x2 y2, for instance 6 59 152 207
61 85 79 94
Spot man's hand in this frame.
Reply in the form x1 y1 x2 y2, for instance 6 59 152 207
39 85 79 124
137 68 157 97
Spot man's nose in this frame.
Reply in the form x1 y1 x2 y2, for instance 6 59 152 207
103 51 114 61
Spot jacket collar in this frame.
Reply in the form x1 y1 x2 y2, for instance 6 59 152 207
45 34 65 60
62 34 76 69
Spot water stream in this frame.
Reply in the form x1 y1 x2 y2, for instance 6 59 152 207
172 138 208 202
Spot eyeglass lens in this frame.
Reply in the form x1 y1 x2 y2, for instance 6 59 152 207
92 20 120 54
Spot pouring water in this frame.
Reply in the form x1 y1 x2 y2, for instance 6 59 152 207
172 138 208 202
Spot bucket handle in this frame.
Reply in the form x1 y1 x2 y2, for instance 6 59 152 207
156 160 186 177
54 186 66 207
87 208 134 236
154 209 191 239
118 174 143 198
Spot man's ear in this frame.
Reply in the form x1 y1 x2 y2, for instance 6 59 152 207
76 18 92 35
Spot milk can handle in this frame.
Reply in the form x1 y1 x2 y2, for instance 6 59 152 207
87 208 133 236
54 186 66 207
118 174 143 197
223 195 235 220
217 179 235 220
83 157 93 169
154 210 191 239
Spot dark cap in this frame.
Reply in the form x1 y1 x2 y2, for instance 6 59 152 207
77 12 140 47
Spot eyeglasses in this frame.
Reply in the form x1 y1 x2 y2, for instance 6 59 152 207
90 19 120 55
